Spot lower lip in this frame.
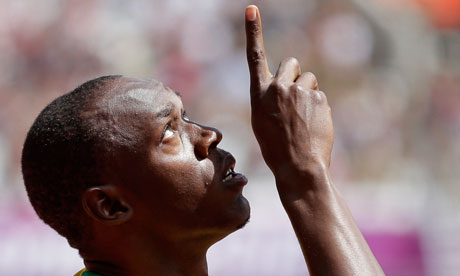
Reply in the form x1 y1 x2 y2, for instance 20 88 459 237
223 173 248 191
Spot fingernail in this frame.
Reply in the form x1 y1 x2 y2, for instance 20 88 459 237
246 5 257 21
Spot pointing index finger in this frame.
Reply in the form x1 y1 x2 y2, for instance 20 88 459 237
245 5 271 89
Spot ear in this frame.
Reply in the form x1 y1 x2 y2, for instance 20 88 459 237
82 186 133 225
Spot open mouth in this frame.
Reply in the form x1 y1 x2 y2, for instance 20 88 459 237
221 154 247 188
221 154 236 182
223 166 236 182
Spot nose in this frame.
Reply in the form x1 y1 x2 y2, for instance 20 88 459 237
192 123 223 159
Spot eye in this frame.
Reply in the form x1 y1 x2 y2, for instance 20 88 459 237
161 123 176 141
163 128 175 139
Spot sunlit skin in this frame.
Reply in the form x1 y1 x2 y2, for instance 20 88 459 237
80 78 250 276
76 5 384 276
245 5 384 276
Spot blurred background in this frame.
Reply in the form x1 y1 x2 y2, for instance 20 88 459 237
1 0 459 275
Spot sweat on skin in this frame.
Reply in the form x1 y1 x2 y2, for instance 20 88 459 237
21 5 384 276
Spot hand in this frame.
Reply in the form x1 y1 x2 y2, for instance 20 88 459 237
245 6 334 190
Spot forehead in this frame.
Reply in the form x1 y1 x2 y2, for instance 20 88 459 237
101 77 182 115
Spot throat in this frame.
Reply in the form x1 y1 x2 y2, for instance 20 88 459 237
81 237 210 276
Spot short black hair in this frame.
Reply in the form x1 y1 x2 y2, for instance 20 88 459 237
22 75 122 247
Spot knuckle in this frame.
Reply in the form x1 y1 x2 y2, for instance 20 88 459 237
248 23 260 36
248 48 266 64
312 90 327 103
316 90 325 97
289 83 302 93
283 57 299 66
271 79 288 91
305 71 316 80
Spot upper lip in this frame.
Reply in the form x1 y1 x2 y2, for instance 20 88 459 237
222 152 236 179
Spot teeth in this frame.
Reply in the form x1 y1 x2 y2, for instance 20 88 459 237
223 168 235 182
226 168 234 176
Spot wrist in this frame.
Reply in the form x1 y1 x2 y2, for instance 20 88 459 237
274 160 335 209
274 157 330 187
273 154 329 178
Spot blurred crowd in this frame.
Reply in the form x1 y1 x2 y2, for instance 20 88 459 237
1 0 459 275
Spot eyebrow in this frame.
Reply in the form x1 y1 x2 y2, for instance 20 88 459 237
156 103 174 119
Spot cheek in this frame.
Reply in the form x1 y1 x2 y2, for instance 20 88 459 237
160 137 182 155
150 156 214 209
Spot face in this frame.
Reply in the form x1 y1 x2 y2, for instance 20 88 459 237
99 77 250 241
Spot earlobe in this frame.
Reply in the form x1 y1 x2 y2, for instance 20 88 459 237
82 186 133 225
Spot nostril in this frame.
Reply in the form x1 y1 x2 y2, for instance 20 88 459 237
193 125 222 159
209 141 219 150
194 148 207 160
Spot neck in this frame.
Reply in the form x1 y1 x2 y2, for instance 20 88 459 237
81 232 213 276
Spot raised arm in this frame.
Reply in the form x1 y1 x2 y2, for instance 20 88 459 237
245 5 384 275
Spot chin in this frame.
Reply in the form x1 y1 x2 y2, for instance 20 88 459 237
212 213 250 245
194 195 251 244
212 195 250 235
230 195 251 231
235 213 250 230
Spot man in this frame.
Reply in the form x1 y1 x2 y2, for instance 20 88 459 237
21 5 384 276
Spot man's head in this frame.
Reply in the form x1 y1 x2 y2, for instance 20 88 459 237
22 76 250 250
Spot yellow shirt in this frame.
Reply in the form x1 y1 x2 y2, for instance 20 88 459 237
74 268 102 276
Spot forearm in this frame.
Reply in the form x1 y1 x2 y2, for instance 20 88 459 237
244 5 383 274
276 166 384 276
